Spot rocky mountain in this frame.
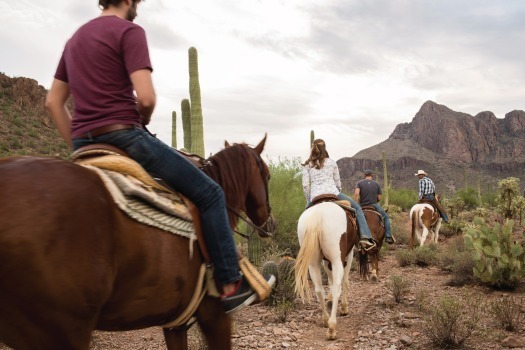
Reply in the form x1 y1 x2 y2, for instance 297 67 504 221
0 72 69 158
338 100 525 193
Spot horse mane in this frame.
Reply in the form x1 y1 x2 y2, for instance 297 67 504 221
203 143 254 227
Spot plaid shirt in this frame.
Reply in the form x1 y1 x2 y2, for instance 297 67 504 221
418 176 435 199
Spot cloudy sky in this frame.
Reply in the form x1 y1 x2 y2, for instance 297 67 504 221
1 0 524 161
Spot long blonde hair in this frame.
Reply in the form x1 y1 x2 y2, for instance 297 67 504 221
303 139 330 169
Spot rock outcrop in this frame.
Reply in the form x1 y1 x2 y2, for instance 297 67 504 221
338 101 525 193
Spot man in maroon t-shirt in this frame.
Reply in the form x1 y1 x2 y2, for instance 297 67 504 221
45 0 274 314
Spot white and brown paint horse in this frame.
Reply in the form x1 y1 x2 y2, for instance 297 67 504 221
409 202 442 249
294 200 368 340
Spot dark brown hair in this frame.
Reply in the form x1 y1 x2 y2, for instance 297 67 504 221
99 0 142 10
303 139 330 169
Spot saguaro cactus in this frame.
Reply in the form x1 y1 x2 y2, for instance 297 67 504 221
188 47 205 157
181 99 191 152
171 111 177 148
248 231 261 266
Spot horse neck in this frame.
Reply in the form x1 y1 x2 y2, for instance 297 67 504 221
203 145 251 227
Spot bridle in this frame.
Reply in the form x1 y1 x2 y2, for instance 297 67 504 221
230 147 273 239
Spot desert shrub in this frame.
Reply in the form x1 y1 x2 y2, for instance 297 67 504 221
267 158 303 256
455 188 479 210
390 212 410 245
439 218 465 237
272 300 295 323
384 204 402 216
395 249 415 267
490 296 524 331
422 295 480 349
386 275 411 303
415 289 428 311
389 188 418 211
465 219 525 290
437 237 475 286
414 244 438 267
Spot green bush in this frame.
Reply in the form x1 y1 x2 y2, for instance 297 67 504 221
385 275 411 303
465 219 525 290
490 296 523 331
389 188 418 211
437 236 475 286
422 295 480 348
455 187 479 210
414 244 438 267
267 157 304 256
395 249 415 267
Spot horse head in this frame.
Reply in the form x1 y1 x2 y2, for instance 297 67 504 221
207 134 276 237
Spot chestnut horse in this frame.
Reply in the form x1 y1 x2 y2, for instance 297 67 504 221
294 201 368 340
0 136 274 350
363 207 386 282
409 203 441 249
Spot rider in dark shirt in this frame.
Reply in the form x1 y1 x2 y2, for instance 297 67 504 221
355 170 395 244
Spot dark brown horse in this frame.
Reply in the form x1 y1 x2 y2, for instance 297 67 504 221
0 136 274 350
363 207 386 282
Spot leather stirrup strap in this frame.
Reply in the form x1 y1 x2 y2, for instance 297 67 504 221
180 196 211 264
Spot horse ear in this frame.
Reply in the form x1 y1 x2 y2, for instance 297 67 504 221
224 140 231 148
254 133 267 155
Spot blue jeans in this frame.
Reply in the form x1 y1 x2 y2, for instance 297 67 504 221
368 203 392 238
421 194 449 222
336 193 373 241
73 127 240 284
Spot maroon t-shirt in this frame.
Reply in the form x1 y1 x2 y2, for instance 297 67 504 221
54 16 153 138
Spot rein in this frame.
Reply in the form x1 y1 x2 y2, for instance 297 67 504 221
228 206 273 239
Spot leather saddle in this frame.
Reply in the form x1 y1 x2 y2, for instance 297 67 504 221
307 194 356 216
71 143 213 263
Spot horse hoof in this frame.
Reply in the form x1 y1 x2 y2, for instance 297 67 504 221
340 307 349 316
371 274 378 282
326 328 337 340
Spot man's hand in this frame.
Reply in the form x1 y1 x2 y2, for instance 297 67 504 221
130 69 156 124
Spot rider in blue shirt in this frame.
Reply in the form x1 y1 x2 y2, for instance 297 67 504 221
415 170 449 223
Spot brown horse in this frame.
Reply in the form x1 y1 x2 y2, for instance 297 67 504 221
0 136 274 350
363 207 386 282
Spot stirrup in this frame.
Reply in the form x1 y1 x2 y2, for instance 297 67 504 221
359 239 376 251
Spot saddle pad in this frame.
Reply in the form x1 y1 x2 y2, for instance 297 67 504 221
84 165 196 243
77 155 171 193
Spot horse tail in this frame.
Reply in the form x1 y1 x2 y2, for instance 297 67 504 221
410 208 418 249
358 248 369 278
294 212 323 302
